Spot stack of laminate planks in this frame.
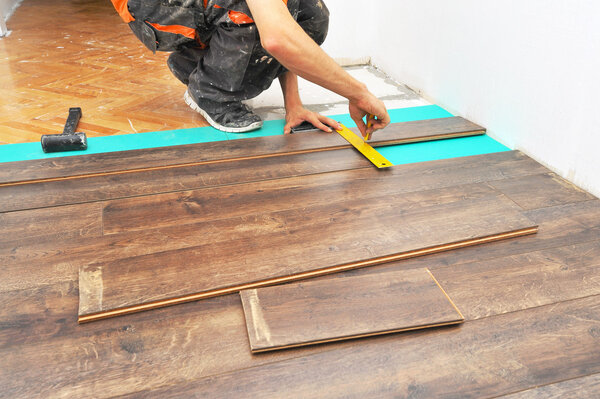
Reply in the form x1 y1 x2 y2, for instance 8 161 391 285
4 116 599 398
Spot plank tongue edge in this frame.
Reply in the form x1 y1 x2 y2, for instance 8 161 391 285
77 226 538 323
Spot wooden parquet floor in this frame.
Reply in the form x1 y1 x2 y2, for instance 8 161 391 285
0 0 209 145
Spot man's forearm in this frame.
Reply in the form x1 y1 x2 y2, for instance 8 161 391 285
246 0 367 102
279 72 302 110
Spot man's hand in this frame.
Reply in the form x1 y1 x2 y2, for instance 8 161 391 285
349 90 390 139
248 0 390 138
284 105 340 135
279 72 341 134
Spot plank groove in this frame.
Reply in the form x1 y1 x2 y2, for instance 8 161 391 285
241 268 464 353
0 117 484 185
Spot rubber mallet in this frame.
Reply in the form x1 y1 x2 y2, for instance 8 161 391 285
40 107 88 153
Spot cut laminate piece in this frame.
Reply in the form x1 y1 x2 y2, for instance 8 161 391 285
78 185 537 322
240 268 464 353
0 117 484 185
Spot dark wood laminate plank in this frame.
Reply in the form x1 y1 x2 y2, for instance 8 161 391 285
101 150 546 235
336 199 600 281
489 172 596 210
3 236 599 398
3 198 598 299
0 148 370 213
0 202 102 247
78 189 536 321
497 373 600 399
0 117 484 184
434 239 600 319
241 268 463 353
118 295 600 399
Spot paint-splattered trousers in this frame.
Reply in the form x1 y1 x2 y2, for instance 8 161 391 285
121 0 329 102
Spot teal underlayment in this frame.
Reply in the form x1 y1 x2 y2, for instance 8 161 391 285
0 104 509 164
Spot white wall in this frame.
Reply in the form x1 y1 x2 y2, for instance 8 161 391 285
321 0 371 65
363 1 600 197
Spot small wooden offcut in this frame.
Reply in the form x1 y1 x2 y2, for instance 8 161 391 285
240 268 464 353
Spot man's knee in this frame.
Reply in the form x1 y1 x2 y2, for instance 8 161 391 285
297 0 330 46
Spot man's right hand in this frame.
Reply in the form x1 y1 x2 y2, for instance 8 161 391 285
349 90 390 139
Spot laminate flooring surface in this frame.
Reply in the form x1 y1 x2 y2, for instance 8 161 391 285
1 124 599 397
77 171 537 322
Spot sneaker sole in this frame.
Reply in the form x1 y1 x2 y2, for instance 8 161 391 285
184 90 263 133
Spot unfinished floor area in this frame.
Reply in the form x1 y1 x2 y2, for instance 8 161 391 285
1 1 600 398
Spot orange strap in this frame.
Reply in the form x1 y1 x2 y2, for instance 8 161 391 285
111 0 288 32
111 0 134 23
147 22 196 39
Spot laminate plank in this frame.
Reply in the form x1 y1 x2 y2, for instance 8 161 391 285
78 188 537 322
336 199 600 282
3 195 598 299
433 239 600 319
0 148 370 212
0 202 102 247
498 373 600 399
117 295 600 399
0 117 484 184
489 172 596 210
3 233 599 398
101 150 547 235
0 149 544 215
241 268 463 353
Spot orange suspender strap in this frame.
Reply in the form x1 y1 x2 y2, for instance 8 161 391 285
111 0 290 34
147 22 197 39
111 0 134 23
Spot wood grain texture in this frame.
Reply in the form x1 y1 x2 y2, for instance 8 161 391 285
101 150 546 235
0 0 209 147
0 117 484 185
2 205 598 398
0 149 545 221
118 295 600 399
0 151 555 295
489 172 595 210
498 373 600 399
0 202 102 248
78 185 537 321
0 148 370 212
240 268 463 352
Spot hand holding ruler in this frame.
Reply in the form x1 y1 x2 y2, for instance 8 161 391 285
335 117 392 169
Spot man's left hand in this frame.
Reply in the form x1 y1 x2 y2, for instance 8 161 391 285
284 105 341 135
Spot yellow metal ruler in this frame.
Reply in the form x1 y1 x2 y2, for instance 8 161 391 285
335 123 392 168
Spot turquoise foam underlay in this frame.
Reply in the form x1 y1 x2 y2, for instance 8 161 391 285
0 104 509 164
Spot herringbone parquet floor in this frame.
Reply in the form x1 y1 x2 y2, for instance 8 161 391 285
0 0 209 145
